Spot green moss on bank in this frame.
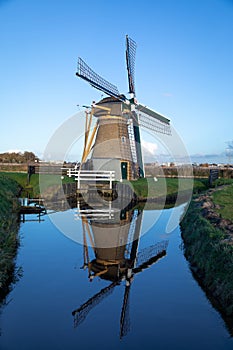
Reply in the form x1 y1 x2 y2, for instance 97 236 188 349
0 174 21 300
180 200 233 317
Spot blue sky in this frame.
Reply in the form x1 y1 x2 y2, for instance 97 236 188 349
0 0 233 161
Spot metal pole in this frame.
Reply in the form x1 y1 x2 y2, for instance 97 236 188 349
78 170 81 189
109 201 112 219
110 171 112 189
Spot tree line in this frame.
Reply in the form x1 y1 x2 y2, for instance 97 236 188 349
0 151 38 163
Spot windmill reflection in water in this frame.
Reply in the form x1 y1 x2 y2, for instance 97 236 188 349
72 200 168 338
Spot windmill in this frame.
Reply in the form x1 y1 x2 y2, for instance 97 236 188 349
76 35 171 181
72 206 168 338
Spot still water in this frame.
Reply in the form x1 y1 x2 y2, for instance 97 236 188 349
0 204 232 350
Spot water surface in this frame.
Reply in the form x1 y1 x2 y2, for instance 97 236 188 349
0 205 232 350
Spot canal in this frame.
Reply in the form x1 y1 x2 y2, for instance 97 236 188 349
0 203 232 350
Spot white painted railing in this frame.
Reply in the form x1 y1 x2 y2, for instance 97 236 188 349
75 201 115 220
66 169 115 189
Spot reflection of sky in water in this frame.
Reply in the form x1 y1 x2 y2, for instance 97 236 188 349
47 208 81 243
1 206 232 350
140 204 186 240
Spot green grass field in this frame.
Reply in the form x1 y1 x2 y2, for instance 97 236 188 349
212 183 233 221
1 172 209 199
0 172 75 197
129 177 208 199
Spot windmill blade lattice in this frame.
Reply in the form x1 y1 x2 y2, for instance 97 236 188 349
120 285 131 338
72 281 118 327
134 240 168 273
126 35 137 95
136 104 171 135
76 58 123 101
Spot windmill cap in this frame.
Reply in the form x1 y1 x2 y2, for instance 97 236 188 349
96 95 126 104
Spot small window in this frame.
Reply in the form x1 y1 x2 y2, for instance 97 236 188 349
121 136 126 143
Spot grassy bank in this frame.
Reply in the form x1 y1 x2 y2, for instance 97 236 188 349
129 177 208 200
0 172 74 198
180 197 233 321
0 174 21 300
212 183 233 221
1 172 208 201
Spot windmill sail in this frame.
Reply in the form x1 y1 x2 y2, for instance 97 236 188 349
76 58 123 101
133 240 168 273
126 35 137 96
120 285 131 338
136 104 171 135
72 281 118 327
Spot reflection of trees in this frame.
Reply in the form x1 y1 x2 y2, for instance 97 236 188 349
72 206 168 338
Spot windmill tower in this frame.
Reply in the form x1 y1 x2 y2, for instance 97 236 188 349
76 36 171 181
91 96 137 180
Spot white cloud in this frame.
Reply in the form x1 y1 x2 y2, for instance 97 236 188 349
142 140 158 161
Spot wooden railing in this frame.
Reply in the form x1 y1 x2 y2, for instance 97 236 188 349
66 169 115 189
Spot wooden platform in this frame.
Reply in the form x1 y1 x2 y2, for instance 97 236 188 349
20 205 46 215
